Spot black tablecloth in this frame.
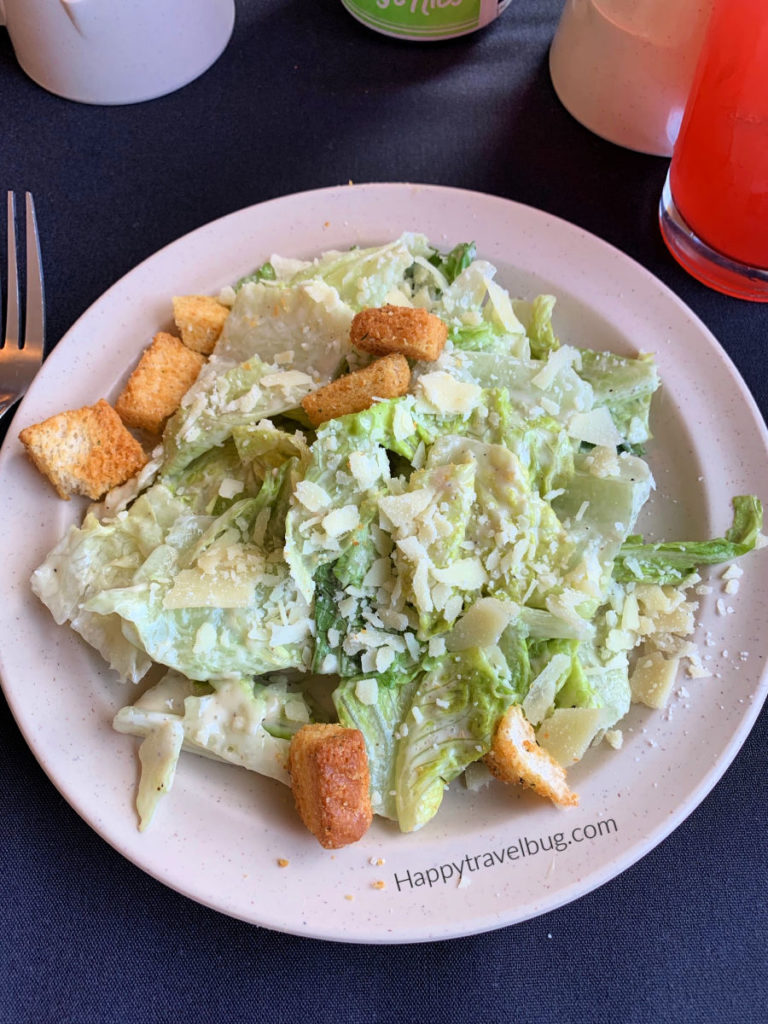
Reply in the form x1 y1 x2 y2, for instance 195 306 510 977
1 2 766 1021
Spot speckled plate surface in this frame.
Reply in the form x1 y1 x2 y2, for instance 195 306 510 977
1 184 767 943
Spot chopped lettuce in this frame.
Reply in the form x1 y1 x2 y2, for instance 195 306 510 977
394 647 516 832
82 497 311 681
311 561 365 677
161 356 315 477
287 234 433 309
334 668 422 820
425 435 575 613
614 495 762 584
113 673 305 793
28 232 765 841
283 425 391 603
515 294 560 359
30 484 191 681
578 349 660 446
427 241 477 285
216 278 353 376
136 720 184 831
235 260 276 289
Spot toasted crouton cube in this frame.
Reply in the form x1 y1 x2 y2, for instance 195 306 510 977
301 353 410 427
485 704 578 808
289 724 372 849
18 399 147 500
114 332 205 434
172 294 229 354
350 305 447 362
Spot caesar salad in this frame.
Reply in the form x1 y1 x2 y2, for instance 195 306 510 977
24 233 764 848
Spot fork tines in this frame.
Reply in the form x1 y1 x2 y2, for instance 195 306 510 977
4 191 45 356
0 192 46 421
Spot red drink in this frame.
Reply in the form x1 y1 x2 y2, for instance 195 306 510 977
660 0 768 299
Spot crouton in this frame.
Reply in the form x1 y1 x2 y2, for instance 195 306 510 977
350 305 447 362
172 294 229 355
114 332 205 434
288 724 372 849
485 704 578 808
18 399 147 500
301 353 410 427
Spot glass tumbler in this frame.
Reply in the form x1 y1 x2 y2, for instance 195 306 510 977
549 0 714 157
659 0 768 301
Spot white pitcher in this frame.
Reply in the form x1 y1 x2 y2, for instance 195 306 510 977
0 0 235 105
549 0 714 156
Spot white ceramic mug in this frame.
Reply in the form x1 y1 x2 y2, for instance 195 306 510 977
0 0 236 105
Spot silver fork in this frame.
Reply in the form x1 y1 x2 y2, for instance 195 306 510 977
1 192 45 420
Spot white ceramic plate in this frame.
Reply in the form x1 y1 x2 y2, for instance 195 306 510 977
2 184 767 943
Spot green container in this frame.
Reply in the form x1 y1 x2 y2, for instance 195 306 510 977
341 0 512 40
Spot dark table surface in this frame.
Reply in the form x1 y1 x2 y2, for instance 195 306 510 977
1 2 766 1022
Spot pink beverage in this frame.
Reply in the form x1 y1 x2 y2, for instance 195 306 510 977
660 0 768 299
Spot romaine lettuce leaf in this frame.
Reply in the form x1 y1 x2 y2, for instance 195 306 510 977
36 490 312 682
578 349 660 446
30 484 191 681
83 497 312 680
284 425 391 603
334 668 422 819
576 640 631 728
426 435 573 612
380 459 477 633
613 495 763 584
394 647 516 832
449 321 511 355
552 449 654 610
135 719 184 831
216 277 353 377
162 356 315 477
114 674 306 785
427 241 477 285
231 419 309 473
235 260 276 289
288 234 433 309
445 349 594 428
311 561 365 677
514 294 559 359
503 413 576 495
552 642 598 709
170 439 255 515
251 457 302 554
497 620 532 700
